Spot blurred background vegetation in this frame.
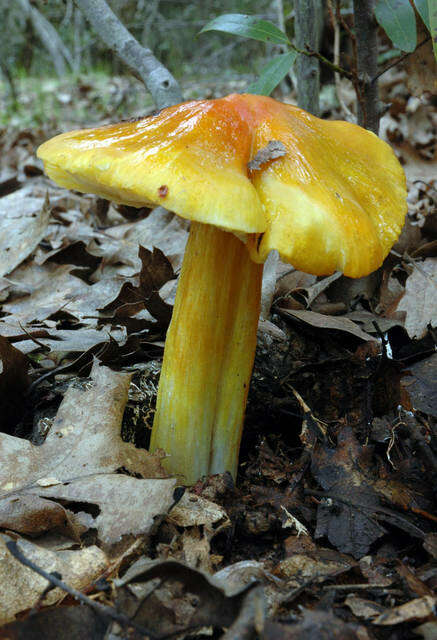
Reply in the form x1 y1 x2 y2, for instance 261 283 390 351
0 0 284 127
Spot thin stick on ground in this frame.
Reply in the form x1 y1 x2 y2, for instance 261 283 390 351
5 540 156 637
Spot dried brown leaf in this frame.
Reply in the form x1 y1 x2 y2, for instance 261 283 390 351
0 534 107 625
0 335 30 427
396 258 437 337
279 308 377 341
0 362 174 542
373 595 436 625
0 190 50 277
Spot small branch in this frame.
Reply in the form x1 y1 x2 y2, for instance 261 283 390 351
352 0 380 133
17 0 73 78
371 35 431 83
293 44 353 80
5 540 156 637
74 0 182 109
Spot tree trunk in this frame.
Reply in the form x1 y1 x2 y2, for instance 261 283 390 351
295 0 323 116
353 0 380 133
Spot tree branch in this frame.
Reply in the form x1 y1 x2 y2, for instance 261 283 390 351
371 35 431 83
16 0 73 78
74 0 182 109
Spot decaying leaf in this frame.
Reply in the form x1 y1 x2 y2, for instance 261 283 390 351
2 264 90 325
279 308 377 341
23 474 177 544
0 362 175 543
345 594 386 620
312 428 424 558
0 335 30 428
168 492 229 528
89 207 188 272
402 354 437 417
372 595 436 626
396 259 437 338
162 492 230 572
114 559 264 638
276 547 355 588
263 609 368 639
0 190 50 277
0 606 107 640
0 534 107 625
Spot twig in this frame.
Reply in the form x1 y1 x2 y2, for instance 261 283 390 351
371 35 432 83
74 0 182 109
8 330 51 344
18 322 51 351
5 540 157 637
294 44 353 80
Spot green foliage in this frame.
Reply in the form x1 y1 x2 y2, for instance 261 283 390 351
201 13 297 95
201 13 290 45
413 0 430 30
428 0 437 60
374 0 417 52
374 0 436 60
248 51 297 94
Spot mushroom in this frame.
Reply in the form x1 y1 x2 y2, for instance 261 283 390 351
37 94 407 484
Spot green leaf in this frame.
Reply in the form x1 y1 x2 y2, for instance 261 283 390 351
428 0 437 61
413 0 430 30
201 13 290 45
374 0 417 52
247 51 298 96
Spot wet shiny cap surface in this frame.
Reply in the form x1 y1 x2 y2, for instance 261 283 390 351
38 94 407 277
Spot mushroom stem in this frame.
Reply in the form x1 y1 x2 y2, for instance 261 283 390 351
150 222 263 483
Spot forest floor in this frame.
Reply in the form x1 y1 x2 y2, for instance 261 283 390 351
0 71 435 639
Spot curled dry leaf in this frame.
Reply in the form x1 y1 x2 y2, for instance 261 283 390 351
0 534 107 625
168 492 229 528
163 492 230 573
114 559 263 638
372 595 437 626
278 308 377 342
276 548 354 588
345 595 386 620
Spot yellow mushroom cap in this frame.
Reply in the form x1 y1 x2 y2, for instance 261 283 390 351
240 95 407 277
38 94 407 277
37 99 266 235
